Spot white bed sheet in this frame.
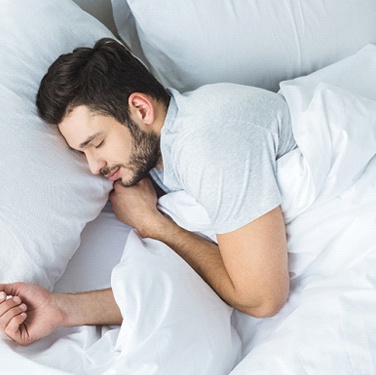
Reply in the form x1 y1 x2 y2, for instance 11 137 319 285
1 45 376 374
54 202 131 294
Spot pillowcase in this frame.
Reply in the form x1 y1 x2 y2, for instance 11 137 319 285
110 0 147 63
111 0 376 92
0 0 120 290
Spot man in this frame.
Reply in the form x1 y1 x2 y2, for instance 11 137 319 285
0 38 295 345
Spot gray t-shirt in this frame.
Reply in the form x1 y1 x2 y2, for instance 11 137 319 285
151 83 296 234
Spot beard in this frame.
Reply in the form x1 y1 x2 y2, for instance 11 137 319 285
123 128 161 187
101 119 161 188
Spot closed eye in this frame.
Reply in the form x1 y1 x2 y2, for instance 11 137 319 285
95 140 104 149
68 146 85 156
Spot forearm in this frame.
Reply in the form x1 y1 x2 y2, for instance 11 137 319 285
54 288 123 327
141 212 288 317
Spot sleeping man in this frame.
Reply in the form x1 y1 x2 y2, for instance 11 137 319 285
0 38 296 345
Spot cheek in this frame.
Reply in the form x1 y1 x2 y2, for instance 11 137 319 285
109 140 132 163
107 128 134 162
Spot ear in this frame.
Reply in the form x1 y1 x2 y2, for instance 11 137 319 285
128 92 155 126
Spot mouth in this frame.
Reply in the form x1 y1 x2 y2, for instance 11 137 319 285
106 167 121 182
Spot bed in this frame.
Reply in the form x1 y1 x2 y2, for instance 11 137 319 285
1 0 376 374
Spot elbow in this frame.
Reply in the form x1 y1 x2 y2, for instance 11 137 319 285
234 286 289 318
248 297 286 318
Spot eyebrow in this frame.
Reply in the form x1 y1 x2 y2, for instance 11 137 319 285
79 132 103 149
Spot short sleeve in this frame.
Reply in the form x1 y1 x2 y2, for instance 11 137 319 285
179 122 281 234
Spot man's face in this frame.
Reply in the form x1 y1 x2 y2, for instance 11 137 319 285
59 105 161 187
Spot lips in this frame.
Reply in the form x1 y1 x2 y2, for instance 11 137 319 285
106 167 121 181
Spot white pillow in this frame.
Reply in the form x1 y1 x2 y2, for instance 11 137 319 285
0 0 119 290
112 0 376 92
110 0 147 63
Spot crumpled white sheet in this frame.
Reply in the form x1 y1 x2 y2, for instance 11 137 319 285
108 231 241 375
229 44 376 374
1 44 376 375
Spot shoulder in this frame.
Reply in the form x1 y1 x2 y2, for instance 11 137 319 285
168 83 283 167
184 83 286 105
174 83 287 129
177 83 283 106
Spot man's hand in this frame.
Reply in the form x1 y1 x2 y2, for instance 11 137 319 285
110 177 167 238
0 283 65 346
0 284 123 346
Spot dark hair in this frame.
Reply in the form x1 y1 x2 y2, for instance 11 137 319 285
36 38 170 125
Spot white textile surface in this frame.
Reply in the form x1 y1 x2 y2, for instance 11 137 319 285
1 45 376 374
112 0 376 92
0 0 114 290
229 44 376 374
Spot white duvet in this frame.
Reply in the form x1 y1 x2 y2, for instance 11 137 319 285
2 44 376 375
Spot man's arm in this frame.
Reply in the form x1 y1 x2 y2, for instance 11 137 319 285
0 283 121 346
110 178 289 317
216 206 289 317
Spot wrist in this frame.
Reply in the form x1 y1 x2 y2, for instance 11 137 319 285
50 293 72 328
137 211 176 239
142 213 185 242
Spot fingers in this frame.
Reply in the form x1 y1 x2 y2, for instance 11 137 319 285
0 292 28 336
0 283 22 296
6 312 27 336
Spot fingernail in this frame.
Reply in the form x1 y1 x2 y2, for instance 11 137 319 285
19 303 27 311
13 296 21 304
0 292 5 301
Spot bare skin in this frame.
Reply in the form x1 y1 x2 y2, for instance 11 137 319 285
0 283 121 346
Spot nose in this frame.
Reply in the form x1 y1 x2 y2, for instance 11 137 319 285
86 153 106 175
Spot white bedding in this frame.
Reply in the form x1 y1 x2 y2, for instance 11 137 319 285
1 45 376 375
